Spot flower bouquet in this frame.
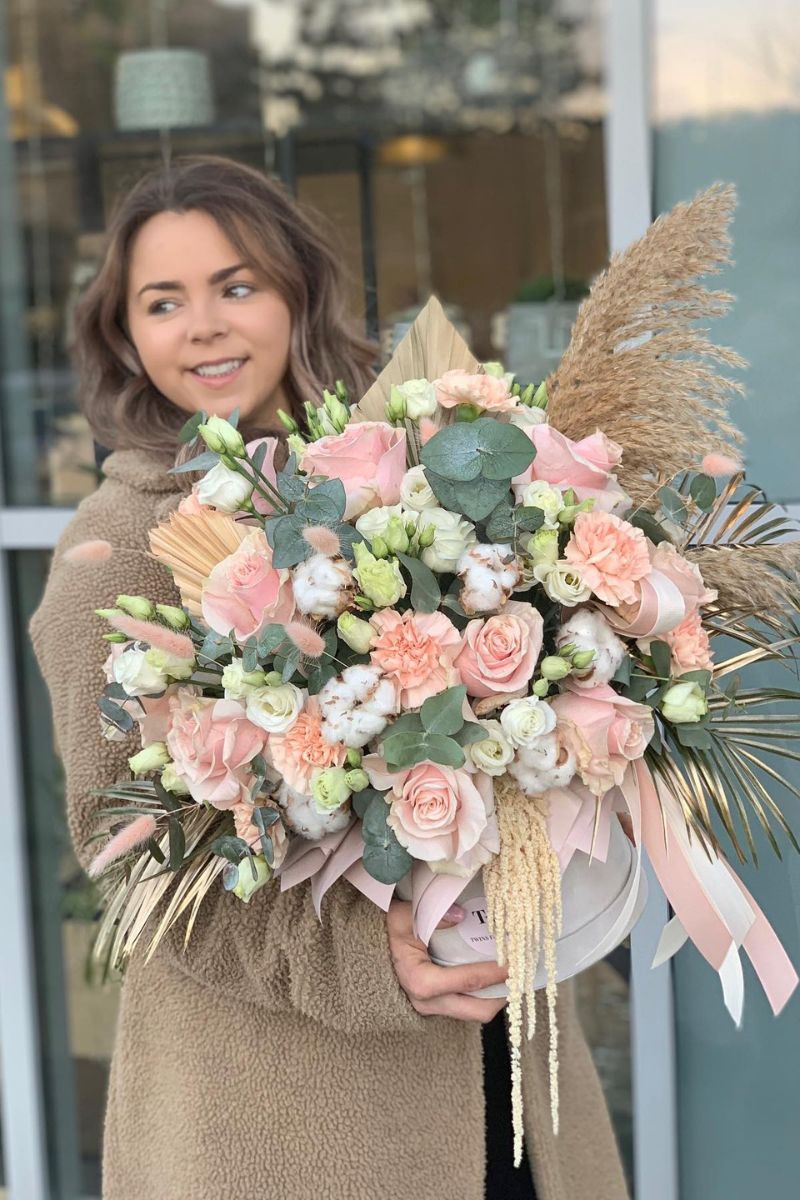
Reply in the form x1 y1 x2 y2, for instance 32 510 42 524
86 185 800 1162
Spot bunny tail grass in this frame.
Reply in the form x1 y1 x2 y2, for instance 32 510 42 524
88 814 158 878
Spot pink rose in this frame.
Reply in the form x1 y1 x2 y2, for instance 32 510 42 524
201 529 294 642
435 369 517 414
664 609 714 674
166 692 267 809
513 425 628 513
649 541 717 613
369 609 462 708
267 698 346 793
245 436 280 516
378 761 498 870
178 491 211 516
553 685 654 797
455 601 543 698
564 510 651 606
300 422 407 519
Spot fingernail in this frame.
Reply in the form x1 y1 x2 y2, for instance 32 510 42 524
444 904 465 922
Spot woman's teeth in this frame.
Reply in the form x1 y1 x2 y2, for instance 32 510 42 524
193 358 246 378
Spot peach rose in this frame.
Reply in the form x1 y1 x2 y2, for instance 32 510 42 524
649 541 717 613
382 762 498 871
664 609 714 674
553 685 654 797
455 601 543 698
267 698 346 793
166 692 267 809
369 609 462 708
434 369 517 414
513 425 628 513
300 422 407 519
202 529 295 642
564 510 651 606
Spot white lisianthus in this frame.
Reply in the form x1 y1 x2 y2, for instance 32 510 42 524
113 646 168 696
508 731 577 794
277 781 352 840
232 854 271 903
419 508 477 573
534 560 592 607
354 504 403 544
526 527 559 568
521 480 564 529
221 658 266 700
500 696 557 749
291 553 354 619
395 377 437 420
197 414 246 457
557 609 626 689
508 406 547 430
195 461 254 512
318 664 398 748
144 646 195 681
161 762 191 795
246 683 304 734
128 741 171 775
468 720 514 776
311 766 352 813
337 612 375 654
660 680 708 724
457 543 521 615
400 465 439 512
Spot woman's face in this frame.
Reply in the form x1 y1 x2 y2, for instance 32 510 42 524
125 209 292 426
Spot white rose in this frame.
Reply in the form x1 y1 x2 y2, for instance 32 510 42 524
557 609 626 689
355 503 403 544
500 696 557 749
112 646 168 696
395 377 437 420
195 461 254 512
468 720 514 776
144 646 195 681
419 508 477 573
246 683 304 734
508 406 547 430
400 465 439 512
521 480 564 529
534 559 592 607
291 554 353 619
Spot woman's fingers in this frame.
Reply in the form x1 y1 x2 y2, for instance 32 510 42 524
403 955 509 1003
435 902 466 929
418 992 508 1023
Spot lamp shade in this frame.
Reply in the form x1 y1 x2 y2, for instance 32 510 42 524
114 48 214 131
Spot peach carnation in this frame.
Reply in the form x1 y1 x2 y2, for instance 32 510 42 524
434 369 517 414
267 699 346 793
564 510 651 607
664 610 714 674
369 609 462 708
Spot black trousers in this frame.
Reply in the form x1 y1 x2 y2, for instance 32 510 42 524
482 1009 538 1199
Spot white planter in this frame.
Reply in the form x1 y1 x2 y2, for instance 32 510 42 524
399 818 647 999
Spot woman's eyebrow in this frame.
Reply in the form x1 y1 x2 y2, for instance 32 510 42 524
136 262 251 299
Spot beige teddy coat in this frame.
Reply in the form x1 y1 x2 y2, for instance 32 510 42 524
30 448 630 1200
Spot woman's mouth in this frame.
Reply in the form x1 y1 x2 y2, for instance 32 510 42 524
189 358 248 387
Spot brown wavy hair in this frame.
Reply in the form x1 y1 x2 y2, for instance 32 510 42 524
74 154 378 460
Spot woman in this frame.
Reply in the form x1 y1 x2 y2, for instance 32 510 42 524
30 156 629 1200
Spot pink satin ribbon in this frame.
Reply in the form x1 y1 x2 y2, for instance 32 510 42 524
606 569 687 639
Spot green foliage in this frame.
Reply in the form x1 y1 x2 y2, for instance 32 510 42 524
420 684 467 736
397 552 440 612
360 794 413 884
177 410 207 443
425 471 511 521
421 419 535 484
168 449 219 475
690 473 717 511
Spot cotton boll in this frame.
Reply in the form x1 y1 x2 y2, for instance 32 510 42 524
556 608 626 688
276 781 351 839
318 664 398 748
508 734 577 794
457 543 521 614
291 554 354 619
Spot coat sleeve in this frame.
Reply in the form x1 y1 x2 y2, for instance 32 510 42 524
30 511 424 1037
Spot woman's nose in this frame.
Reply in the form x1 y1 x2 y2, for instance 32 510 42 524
186 299 229 342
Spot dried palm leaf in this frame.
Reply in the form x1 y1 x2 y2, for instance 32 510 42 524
149 508 250 614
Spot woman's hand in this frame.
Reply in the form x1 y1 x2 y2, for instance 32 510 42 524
387 898 509 1022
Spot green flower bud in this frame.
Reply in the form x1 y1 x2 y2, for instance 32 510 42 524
145 646 194 681
198 414 245 458
481 361 507 378
661 681 708 725
277 408 300 434
128 742 171 775
540 655 572 681
96 607 123 622
102 632 129 643
263 670 284 687
161 763 190 795
558 642 577 658
345 748 363 769
337 612 375 655
557 497 595 526
385 386 407 425
334 378 349 403
233 854 271 903
382 515 410 555
571 649 596 671
287 433 306 458
115 594 155 620
155 604 189 629
354 594 374 611
519 382 535 406
312 767 352 812
417 523 436 549
526 527 558 567
344 768 369 792
532 678 551 697
455 403 481 423
532 380 548 410
322 388 350 432
352 543 406 608
221 659 267 698
370 535 389 560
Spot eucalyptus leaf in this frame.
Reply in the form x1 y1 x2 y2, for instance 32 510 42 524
178 410 206 444
199 630 234 663
657 486 687 522
612 655 633 686
153 778 182 813
382 731 465 770
335 523 363 561
626 509 672 545
674 723 713 750
649 640 672 681
242 637 259 673
397 552 440 613
421 419 535 483
420 423 487 481
421 684 467 736
148 837 166 865
690 473 717 511
361 796 412 884
168 449 220 475
168 816 185 871
380 712 424 739
361 793 393 843
277 472 307 503
352 788 384 820
98 696 134 733
257 625 287 657
250 440 268 477
452 722 487 747
211 834 250 864
266 515 312 568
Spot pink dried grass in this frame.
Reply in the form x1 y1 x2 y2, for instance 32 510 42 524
302 525 341 557
107 614 195 660
64 539 113 564
285 621 326 659
88 814 158 878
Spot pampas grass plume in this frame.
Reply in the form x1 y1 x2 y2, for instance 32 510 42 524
285 620 326 659
302 525 341 557
65 539 113 564
107 614 195 660
88 814 158 878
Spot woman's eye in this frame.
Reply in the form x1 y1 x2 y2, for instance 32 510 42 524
225 282 254 299
148 299 177 315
